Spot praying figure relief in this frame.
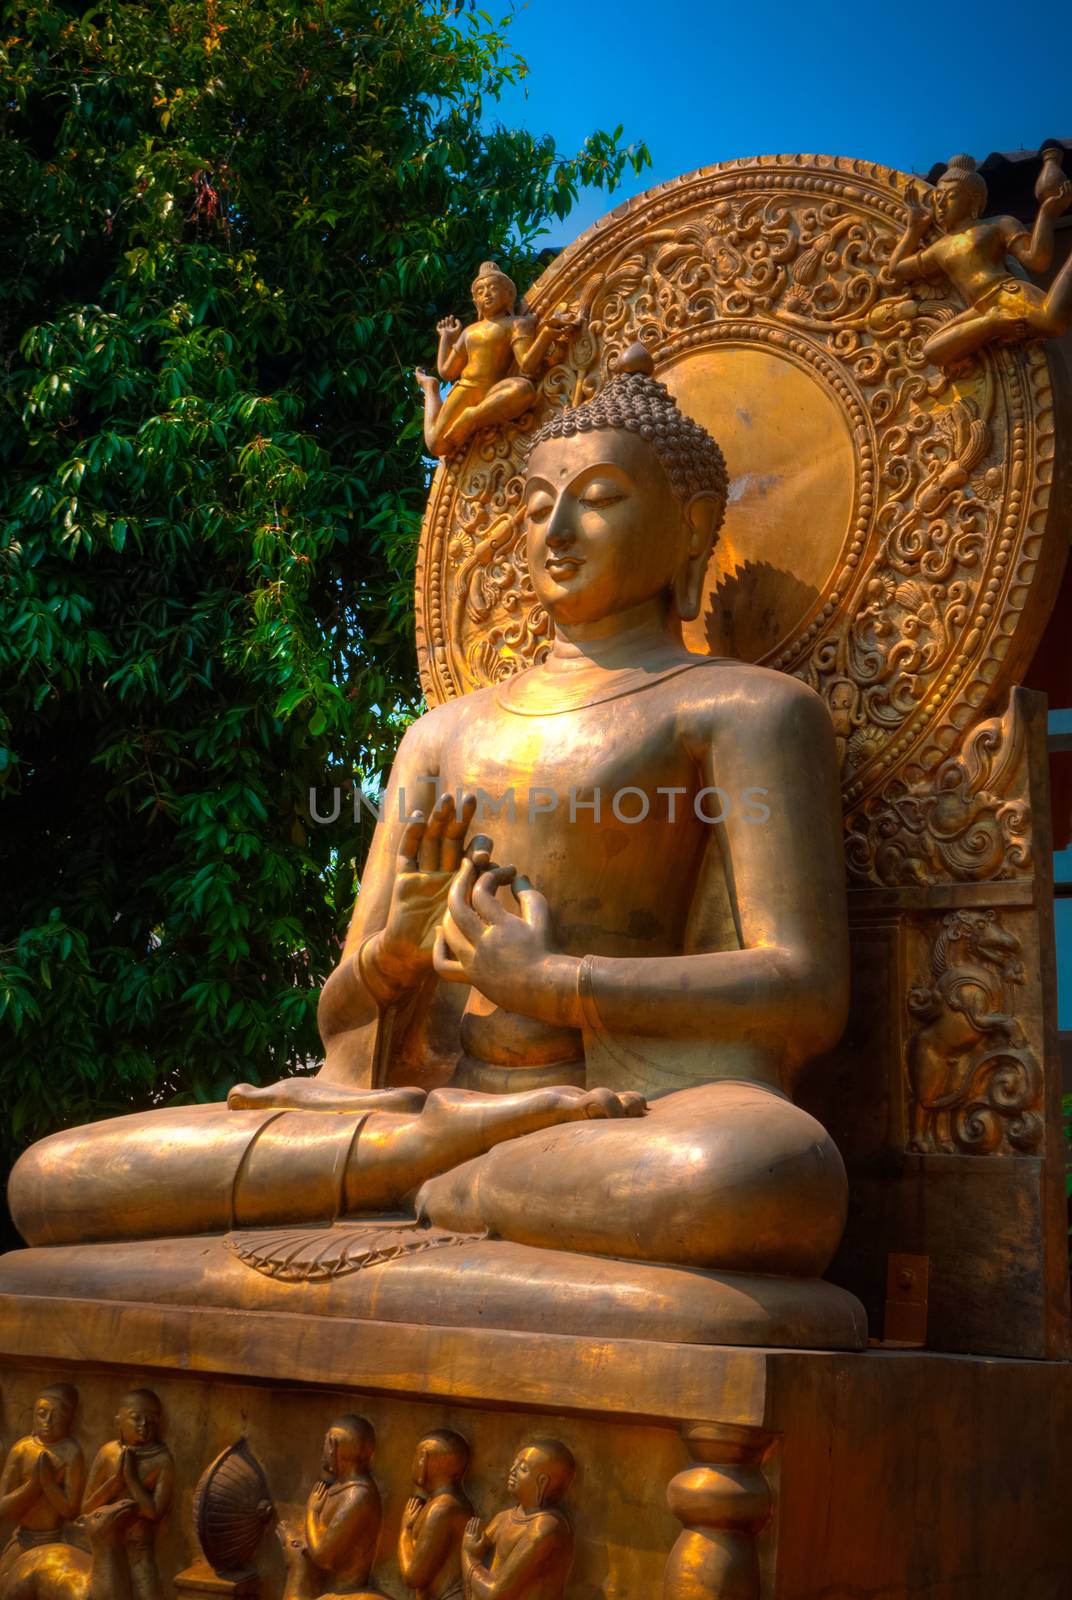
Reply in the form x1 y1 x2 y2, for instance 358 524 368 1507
461 1440 574 1600
82 1388 173 1600
277 1415 382 1599
398 1431 473 1599
416 261 579 458
889 146 1072 367
0 1384 84 1583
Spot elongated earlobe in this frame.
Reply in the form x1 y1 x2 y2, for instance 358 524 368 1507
673 493 722 620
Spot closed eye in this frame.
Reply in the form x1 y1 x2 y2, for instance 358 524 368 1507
580 490 626 509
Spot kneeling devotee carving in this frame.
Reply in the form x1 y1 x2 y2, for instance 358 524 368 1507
8 346 851 1296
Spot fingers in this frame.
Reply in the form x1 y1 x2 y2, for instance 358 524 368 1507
440 792 477 873
465 831 493 870
471 864 516 923
512 874 552 937
400 794 485 876
418 791 454 871
397 810 426 875
433 927 469 983
447 858 484 944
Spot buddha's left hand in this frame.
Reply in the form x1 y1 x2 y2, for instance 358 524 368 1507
433 856 581 1027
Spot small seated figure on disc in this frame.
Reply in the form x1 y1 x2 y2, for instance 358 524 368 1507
889 149 1072 368
416 261 579 458
10 343 852 1294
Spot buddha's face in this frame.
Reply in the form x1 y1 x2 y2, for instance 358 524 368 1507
473 275 514 317
33 1396 72 1444
117 1396 160 1447
934 178 980 231
525 428 687 627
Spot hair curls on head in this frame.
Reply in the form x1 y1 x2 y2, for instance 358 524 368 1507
526 343 729 534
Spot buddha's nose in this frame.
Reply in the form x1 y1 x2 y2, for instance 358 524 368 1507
545 496 577 548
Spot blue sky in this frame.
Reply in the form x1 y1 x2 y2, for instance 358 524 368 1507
493 0 1070 245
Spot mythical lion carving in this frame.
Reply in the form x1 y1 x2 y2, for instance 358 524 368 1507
905 909 1042 1155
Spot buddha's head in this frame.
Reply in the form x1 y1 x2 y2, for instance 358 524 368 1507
116 1388 162 1448
323 1414 375 1479
507 1437 575 1510
471 261 517 318
33 1383 77 1444
523 344 728 629
412 1429 470 1492
934 155 987 231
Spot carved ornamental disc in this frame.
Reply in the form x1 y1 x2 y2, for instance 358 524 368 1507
415 155 1066 880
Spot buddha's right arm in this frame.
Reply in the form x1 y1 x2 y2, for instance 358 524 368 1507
317 719 444 1085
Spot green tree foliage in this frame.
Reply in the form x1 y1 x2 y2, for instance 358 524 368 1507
0 1 649 1174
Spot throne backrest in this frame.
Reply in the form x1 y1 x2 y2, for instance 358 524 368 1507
414 155 1072 1359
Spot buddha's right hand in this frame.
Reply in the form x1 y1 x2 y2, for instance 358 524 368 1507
363 792 483 1001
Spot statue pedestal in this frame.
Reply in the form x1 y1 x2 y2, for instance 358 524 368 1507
1 1283 1069 1597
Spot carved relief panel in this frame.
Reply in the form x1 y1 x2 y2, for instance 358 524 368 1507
903 908 1043 1155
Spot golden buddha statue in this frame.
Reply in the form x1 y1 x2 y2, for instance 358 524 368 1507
5 345 856 1339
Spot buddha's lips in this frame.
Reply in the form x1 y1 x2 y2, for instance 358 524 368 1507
545 557 584 579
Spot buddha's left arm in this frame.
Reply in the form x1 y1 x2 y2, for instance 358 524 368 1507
576 677 850 1064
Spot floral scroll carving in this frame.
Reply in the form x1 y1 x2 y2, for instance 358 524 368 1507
905 909 1042 1155
844 695 1030 886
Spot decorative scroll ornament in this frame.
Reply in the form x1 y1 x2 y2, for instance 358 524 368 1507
844 693 1030 885
226 1220 482 1283
905 909 1042 1155
415 156 1066 887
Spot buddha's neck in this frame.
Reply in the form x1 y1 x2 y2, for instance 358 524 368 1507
548 598 686 673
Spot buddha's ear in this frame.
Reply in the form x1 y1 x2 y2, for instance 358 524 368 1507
672 491 722 622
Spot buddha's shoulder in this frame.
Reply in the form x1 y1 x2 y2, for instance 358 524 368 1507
683 660 831 736
397 684 500 751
